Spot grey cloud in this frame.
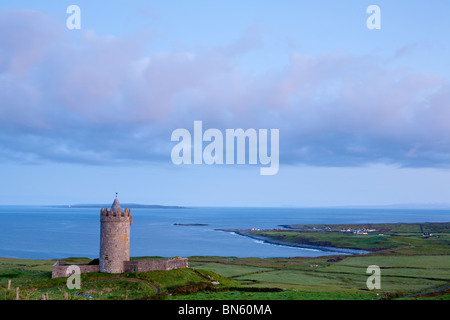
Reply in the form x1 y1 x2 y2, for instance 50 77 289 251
0 10 449 169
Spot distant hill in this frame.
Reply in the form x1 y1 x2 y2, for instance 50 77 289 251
50 203 187 209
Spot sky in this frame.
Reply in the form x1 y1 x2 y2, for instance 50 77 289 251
1 0 450 207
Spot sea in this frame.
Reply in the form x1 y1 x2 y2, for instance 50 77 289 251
0 206 449 260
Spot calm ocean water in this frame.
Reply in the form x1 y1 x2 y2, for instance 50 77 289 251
0 206 448 259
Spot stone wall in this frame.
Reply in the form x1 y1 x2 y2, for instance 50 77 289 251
124 258 188 272
51 261 100 279
51 258 188 278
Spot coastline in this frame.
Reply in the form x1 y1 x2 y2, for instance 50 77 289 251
216 229 371 255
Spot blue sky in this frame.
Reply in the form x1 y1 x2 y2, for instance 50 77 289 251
1 1 450 207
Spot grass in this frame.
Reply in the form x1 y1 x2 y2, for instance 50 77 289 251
0 258 230 300
126 268 208 291
19 279 156 300
188 261 275 278
1 222 449 300
185 254 450 299
169 289 375 300
2 253 449 300
181 223 450 300
251 222 450 250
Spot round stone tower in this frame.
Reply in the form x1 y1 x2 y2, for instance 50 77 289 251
99 194 133 273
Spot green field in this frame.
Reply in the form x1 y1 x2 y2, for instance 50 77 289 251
187 222 450 299
1 222 449 300
0 257 232 300
247 222 450 254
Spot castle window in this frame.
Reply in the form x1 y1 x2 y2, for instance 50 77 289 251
104 255 109 260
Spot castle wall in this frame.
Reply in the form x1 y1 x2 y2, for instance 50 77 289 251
51 261 100 279
166 258 189 270
51 258 188 278
124 258 188 272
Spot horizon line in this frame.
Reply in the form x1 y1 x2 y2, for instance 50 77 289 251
1 203 450 210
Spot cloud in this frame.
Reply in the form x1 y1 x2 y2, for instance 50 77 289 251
0 9 449 169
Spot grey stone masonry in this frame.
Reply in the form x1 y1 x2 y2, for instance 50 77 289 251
99 206 133 274
124 258 188 272
51 261 100 279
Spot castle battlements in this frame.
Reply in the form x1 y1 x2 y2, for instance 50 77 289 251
100 207 132 216
100 207 133 224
